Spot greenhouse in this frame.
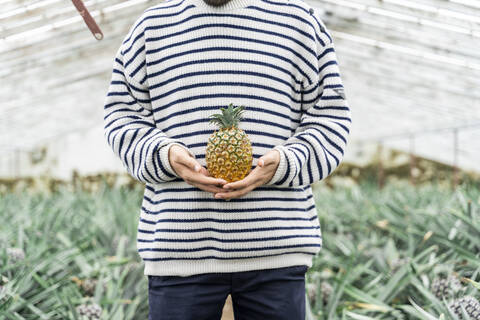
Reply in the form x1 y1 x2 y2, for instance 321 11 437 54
1 0 479 319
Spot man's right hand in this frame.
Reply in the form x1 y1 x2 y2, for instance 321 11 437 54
168 144 229 194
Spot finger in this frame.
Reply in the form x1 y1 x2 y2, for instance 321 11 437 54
216 181 260 200
222 168 259 190
200 167 210 176
193 182 231 194
176 154 202 172
259 150 278 167
258 157 265 167
215 181 262 199
187 172 227 186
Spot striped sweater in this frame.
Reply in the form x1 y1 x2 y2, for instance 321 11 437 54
103 0 352 277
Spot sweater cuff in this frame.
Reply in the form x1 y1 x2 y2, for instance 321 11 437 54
264 146 289 185
157 141 195 179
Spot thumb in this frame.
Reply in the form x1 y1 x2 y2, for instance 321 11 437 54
175 151 201 172
258 150 277 167
185 157 202 172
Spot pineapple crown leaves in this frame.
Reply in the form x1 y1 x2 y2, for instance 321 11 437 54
208 103 245 129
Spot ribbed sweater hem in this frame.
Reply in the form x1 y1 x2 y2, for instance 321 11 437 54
143 252 315 277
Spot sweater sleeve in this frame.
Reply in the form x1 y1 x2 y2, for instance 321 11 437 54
265 14 352 187
103 16 195 184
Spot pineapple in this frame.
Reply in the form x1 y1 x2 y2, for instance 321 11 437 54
206 103 253 183
7 247 25 263
431 274 463 299
448 295 480 319
76 303 102 319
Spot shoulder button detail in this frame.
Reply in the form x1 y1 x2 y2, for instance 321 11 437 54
309 7 314 14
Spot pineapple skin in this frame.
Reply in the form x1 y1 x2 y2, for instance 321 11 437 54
206 126 253 183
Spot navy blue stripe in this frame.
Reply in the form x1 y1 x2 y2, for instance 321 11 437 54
107 91 130 97
136 131 165 183
285 144 308 186
321 95 344 101
145 18 315 60
138 234 320 243
163 116 291 133
138 243 321 253
146 43 309 84
297 134 321 184
129 0 316 58
302 73 340 94
139 74 148 85
318 47 335 61
104 99 137 110
140 214 317 225
321 138 332 176
155 147 174 179
304 130 340 167
143 194 313 205
155 105 295 126
129 59 146 79
139 225 320 234
104 106 149 122
287 145 307 186
311 13 332 44
166 128 288 141
147 67 304 106
141 204 316 215
299 122 349 142
145 32 315 79
131 129 154 180
298 131 329 170
141 250 317 261
319 60 337 74
144 184 310 194
248 1 326 47
110 80 148 94
104 114 139 131
123 0 190 46
289 146 303 186
121 0 330 85
146 138 163 180
324 84 344 90
150 91 303 118
123 129 138 176
148 66 297 93
314 106 350 112
118 125 135 165
123 44 144 70
276 150 291 185
308 126 344 156
106 119 153 142
304 112 351 124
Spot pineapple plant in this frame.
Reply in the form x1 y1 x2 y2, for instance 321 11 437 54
206 103 253 183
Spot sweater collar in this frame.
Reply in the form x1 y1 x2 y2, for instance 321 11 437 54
189 0 256 11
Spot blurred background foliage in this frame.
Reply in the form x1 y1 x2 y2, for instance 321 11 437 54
1 169 479 319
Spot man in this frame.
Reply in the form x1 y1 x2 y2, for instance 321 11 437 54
103 0 351 318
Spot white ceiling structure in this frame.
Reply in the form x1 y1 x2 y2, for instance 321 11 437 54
1 0 479 175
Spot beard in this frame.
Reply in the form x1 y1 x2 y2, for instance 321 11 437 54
202 0 233 6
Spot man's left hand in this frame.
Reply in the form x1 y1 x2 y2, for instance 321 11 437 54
214 149 280 200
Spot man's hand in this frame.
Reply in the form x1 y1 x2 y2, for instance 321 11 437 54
214 149 280 200
169 145 229 193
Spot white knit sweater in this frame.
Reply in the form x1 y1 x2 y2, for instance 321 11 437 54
103 0 352 276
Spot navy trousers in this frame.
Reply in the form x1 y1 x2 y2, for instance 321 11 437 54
147 265 308 320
